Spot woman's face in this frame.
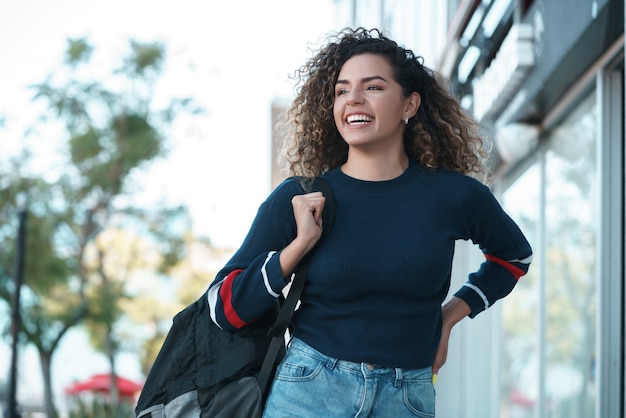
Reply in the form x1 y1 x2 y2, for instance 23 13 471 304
333 53 418 151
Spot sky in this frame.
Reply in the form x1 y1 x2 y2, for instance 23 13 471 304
0 0 338 408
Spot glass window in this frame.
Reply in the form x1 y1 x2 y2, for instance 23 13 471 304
501 164 541 418
500 90 598 418
543 91 597 417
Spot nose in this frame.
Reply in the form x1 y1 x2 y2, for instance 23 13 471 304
346 90 364 105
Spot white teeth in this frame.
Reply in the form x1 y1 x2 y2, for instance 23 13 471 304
347 114 372 124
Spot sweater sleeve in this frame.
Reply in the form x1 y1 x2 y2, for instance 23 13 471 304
207 180 301 330
453 186 533 318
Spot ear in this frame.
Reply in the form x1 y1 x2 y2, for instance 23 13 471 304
404 92 421 119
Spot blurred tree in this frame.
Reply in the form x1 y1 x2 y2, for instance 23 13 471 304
123 235 231 376
0 37 203 416
0 169 77 418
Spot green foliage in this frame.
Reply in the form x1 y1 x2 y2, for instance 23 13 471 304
0 35 205 418
121 40 165 78
65 38 94 65
69 127 103 165
68 112 162 195
110 113 161 174
0 178 72 302
68 397 135 418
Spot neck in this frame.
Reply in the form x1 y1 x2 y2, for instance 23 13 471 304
342 150 410 181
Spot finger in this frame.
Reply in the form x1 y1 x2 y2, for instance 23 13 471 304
297 195 325 221
312 199 326 224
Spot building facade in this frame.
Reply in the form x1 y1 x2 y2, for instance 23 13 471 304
441 1 624 417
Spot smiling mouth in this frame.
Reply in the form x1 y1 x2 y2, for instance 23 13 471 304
346 114 373 125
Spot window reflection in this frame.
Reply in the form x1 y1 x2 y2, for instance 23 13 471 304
500 90 597 418
501 165 540 418
543 91 597 418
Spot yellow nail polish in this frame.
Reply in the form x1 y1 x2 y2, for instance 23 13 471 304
432 374 438 384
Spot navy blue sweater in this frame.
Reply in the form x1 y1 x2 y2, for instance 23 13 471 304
208 161 532 369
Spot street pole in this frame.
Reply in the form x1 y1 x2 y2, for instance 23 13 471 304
7 193 27 418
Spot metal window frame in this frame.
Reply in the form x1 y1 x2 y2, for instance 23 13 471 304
596 55 624 418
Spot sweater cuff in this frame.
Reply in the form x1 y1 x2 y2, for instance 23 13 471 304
454 284 489 318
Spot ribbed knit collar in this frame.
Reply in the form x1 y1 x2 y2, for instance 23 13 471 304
324 160 423 197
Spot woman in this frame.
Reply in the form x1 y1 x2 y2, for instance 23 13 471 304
208 27 532 417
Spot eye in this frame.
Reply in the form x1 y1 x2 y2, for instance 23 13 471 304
335 88 348 96
366 85 383 91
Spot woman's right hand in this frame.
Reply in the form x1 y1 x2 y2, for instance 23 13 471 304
292 192 326 246
279 191 326 277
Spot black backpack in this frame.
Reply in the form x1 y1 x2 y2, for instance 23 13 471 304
135 177 335 418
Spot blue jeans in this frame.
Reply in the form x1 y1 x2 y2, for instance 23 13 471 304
263 338 436 418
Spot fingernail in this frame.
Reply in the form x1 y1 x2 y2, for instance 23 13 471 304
432 374 438 384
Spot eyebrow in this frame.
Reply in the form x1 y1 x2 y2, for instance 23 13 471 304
335 75 389 85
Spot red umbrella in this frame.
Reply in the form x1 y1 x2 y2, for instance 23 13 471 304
65 373 143 398
510 389 535 408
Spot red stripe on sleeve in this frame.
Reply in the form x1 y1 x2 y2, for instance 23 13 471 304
485 254 526 280
219 269 248 328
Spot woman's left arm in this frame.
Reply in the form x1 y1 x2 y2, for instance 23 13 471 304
434 184 533 375
433 296 471 375
453 187 533 318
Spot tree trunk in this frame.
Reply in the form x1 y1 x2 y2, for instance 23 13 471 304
107 327 120 405
39 350 58 418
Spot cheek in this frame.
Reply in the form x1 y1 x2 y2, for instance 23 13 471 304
383 103 406 125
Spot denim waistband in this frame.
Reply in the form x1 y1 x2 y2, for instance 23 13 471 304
288 338 432 387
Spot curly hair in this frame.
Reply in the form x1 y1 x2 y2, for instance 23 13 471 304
277 27 491 182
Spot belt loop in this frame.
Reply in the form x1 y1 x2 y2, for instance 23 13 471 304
326 357 338 370
394 368 403 388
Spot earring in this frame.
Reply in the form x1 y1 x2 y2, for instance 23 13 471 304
404 117 409 125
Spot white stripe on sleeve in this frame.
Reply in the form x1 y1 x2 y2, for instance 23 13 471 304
207 281 223 329
463 282 490 311
262 251 280 298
